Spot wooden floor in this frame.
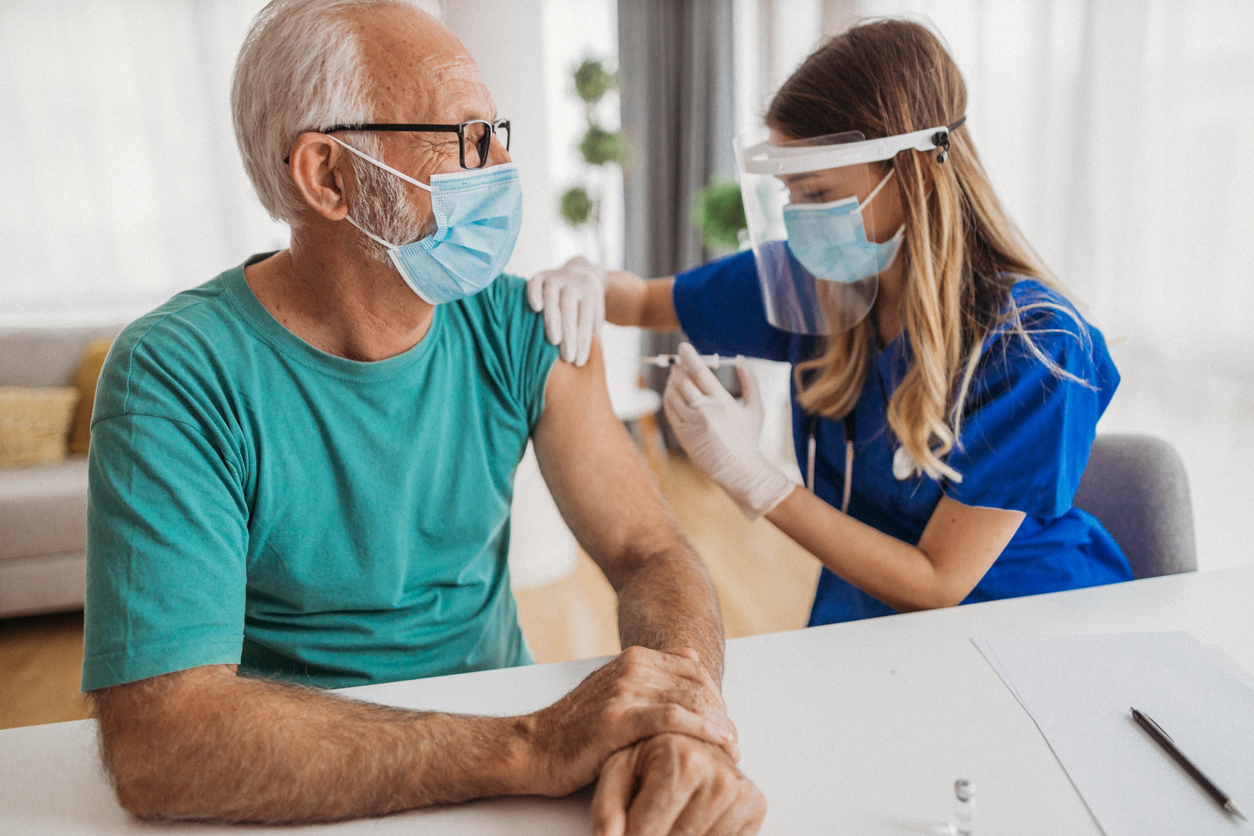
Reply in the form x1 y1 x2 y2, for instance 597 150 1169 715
0 453 819 730
0 609 91 728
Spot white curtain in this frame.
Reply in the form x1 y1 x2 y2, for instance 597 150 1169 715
751 0 1254 569
852 0 1254 345
0 0 285 326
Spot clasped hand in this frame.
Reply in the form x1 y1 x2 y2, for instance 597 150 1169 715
529 645 764 836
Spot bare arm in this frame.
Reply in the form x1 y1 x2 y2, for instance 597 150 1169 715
605 272 680 331
533 339 723 683
767 490 1025 611
91 664 526 822
92 647 738 824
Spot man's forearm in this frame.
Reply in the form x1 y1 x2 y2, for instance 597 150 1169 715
92 666 530 823
613 542 726 685
93 650 741 824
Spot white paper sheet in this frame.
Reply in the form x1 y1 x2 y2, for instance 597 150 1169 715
973 632 1254 836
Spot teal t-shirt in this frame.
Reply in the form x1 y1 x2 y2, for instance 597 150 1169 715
82 257 559 691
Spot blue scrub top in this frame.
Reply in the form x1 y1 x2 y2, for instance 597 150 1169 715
673 250 1132 625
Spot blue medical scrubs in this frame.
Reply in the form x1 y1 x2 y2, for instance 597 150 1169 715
673 250 1133 625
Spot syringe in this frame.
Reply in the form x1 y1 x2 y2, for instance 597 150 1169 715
641 354 723 368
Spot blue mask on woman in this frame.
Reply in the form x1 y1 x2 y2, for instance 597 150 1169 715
330 137 522 305
782 169 903 284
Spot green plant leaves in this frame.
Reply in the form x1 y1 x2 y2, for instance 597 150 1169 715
562 56 631 236
560 186 594 228
579 125 631 168
694 178 747 250
573 58 619 105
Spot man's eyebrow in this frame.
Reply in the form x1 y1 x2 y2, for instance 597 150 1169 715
455 107 499 123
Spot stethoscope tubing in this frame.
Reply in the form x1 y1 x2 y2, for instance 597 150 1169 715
806 414 856 515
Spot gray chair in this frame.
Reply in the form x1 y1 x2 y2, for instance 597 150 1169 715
1072 434 1197 579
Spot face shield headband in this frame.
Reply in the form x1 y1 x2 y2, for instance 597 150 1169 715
739 117 967 177
734 117 966 336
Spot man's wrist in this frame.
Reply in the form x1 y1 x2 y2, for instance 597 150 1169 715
426 713 540 798
499 713 543 796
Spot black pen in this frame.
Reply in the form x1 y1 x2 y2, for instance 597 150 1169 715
1130 707 1247 821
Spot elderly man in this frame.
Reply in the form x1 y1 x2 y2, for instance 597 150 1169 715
82 1 764 833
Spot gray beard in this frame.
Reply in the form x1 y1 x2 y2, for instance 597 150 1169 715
349 153 438 266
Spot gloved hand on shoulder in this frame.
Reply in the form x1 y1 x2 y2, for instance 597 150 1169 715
526 256 605 367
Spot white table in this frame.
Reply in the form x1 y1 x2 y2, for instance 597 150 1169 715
3 567 1252 834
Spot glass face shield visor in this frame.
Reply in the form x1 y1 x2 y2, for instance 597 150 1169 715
734 120 964 335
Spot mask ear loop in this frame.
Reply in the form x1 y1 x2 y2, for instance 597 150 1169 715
326 135 433 193
344 215 397 250
325 135 434 251
863 168 896 207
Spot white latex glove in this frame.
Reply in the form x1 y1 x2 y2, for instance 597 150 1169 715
663 343 794 521
526 256 605 367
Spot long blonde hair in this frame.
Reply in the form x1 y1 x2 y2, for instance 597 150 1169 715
769 19 1081 482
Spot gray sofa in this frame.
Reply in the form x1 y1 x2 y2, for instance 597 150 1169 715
0 326 123 618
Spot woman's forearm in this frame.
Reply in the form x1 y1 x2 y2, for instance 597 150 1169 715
606 273 680 330
767 488 947 611
765 488 1018 611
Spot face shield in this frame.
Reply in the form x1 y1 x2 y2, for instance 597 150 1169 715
734 122 962 334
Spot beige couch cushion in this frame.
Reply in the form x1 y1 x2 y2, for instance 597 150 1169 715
0 386 79 467
69 338 114 455
0 457 89 561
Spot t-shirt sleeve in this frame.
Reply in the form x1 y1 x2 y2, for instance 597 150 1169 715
672 250 794 362
82 338 249 691
494 275 561 430
943 302 1120 518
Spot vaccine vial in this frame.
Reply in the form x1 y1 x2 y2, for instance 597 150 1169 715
952 779 976 835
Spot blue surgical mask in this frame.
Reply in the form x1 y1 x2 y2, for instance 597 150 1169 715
782 169 904 284
330 136 522 305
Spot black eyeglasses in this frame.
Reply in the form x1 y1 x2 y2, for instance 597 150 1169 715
312 119 511 169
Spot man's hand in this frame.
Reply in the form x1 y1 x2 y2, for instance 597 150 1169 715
527 255 606 366
591 734 766 836
527 646 738 797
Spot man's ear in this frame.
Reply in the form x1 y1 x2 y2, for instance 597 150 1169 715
288 133 351 221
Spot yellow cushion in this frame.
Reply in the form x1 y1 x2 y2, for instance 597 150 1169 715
69 338 113 455
0 387 79 468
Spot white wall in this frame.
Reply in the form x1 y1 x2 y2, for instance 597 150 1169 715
0 0 283 327
444 0 554 279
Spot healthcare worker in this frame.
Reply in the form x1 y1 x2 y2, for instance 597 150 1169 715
528 19 1133 623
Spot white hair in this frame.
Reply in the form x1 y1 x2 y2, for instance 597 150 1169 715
231 0 445 226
